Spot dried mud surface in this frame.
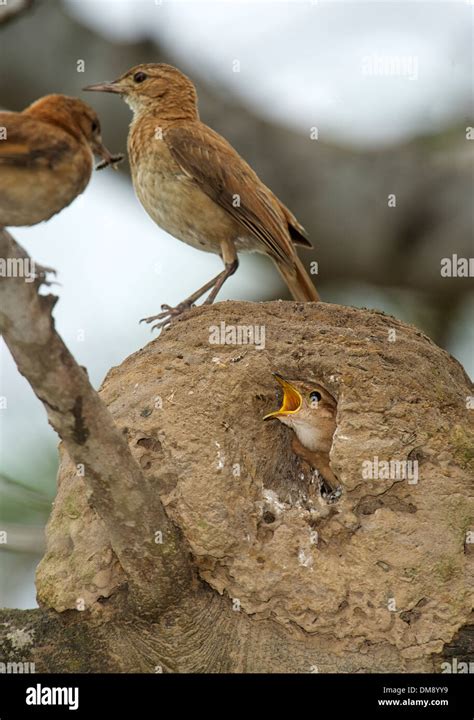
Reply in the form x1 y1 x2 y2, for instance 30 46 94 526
37 301 473 661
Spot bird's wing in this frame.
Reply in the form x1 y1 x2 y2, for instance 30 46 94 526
165 122 298 267
0 113 72 168
277 200 312 248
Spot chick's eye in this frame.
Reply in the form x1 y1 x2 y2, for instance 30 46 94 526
133 71 147 83
309 391 321 404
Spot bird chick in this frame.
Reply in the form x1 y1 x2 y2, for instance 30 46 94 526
264 373 340 499
84 63 319 329
0 94 123 227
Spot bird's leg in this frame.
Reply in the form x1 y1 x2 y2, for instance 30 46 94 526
203 239 238 305
314 456 342 504
140 240 238 331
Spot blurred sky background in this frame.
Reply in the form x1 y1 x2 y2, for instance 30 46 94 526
1 0 473 608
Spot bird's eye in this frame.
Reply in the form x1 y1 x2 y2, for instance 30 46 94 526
91 120 99 133
133 71 147 83
309 391 321 405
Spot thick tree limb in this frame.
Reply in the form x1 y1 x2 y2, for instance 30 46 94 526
0 229 192 615
0 595 472 673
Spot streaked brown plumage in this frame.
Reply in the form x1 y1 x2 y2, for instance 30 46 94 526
0 94 122 227
84 64 319 329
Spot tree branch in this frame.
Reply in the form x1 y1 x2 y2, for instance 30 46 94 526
0 603 472 673
0 228 192 615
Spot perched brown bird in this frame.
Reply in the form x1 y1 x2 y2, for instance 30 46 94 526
0 94 123 227
84 63 319 329
264 373 340 499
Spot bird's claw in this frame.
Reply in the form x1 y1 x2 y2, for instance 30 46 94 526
139 301 194 331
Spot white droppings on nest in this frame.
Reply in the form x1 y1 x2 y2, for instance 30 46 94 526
298 548 313 568
290 490 318 512
309 470 319 485
6 627 34 650
262 489 287 514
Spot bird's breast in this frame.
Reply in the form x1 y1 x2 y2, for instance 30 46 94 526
283 417 333 454
128 123 245 253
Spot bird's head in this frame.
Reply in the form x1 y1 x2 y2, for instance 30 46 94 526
24 95 123 170
84 63 199 119
264 373 337 452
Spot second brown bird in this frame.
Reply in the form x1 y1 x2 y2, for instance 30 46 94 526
85 64 319 329
0 94 122 228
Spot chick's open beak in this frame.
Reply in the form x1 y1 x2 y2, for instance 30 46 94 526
263 373 302 420
83 80 124 94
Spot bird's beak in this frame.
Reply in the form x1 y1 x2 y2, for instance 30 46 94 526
92 140 124 171
83 80 124 94
263 373 302 420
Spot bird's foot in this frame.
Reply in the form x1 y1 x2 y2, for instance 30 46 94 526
140 300 194 331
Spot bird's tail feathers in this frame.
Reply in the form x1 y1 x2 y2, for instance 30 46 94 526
274 253 320 302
